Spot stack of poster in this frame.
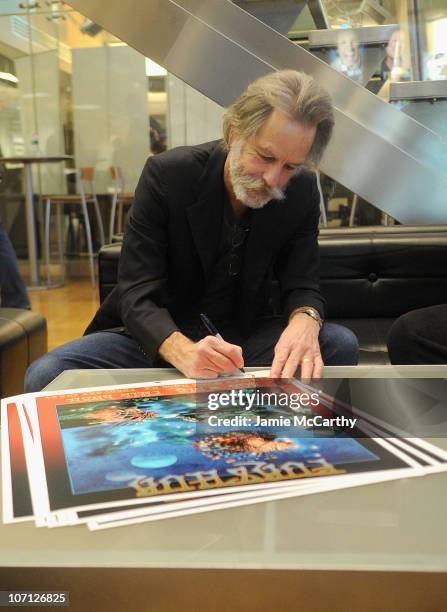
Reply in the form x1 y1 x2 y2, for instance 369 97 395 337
3 373 447 530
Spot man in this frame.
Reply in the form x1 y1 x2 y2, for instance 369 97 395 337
25 70 358 392
380 28 410 83
331 30 363 83
0 158 31 309
0 222 31 309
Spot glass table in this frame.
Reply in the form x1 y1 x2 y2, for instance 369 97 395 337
1 365 447 610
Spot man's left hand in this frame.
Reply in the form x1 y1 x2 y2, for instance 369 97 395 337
270 313 323 379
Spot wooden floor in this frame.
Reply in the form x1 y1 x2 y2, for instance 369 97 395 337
28 279 100 351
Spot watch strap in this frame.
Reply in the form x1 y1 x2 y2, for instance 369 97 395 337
290 306 323 328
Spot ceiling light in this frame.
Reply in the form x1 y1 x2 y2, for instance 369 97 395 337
146 58 167 77
0 72 18 84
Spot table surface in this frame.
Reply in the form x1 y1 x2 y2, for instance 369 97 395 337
2 365 447 571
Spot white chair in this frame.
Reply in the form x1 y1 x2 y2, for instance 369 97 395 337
44 167 105 286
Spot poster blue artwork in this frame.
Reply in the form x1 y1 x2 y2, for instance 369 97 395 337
56 390 381 496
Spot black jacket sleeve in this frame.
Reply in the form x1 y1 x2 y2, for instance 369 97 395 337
117 155 179 362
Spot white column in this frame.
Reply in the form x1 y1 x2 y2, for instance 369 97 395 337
72 46 148 193
15 50 65 194
167 74 224 148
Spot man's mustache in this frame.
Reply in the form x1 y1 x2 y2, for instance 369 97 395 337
236 172 285 201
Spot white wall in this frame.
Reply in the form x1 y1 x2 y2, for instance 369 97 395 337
167 74 224 148
0 81 22 157
15 50 65 194
72 45 149 193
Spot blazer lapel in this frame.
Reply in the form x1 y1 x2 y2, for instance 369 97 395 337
186 143 227 281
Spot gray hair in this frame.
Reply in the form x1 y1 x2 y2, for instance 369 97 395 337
222 70 334 166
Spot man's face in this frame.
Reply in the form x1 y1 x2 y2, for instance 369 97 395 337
337 31 359 68
228 109 316 209
386 30 402 61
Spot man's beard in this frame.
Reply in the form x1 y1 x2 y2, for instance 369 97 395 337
228 140 286 209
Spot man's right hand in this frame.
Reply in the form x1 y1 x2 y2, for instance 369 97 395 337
159 331 244 379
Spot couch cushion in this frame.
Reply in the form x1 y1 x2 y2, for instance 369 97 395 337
0 309 47 364
319 227 447 318
0 309 47 397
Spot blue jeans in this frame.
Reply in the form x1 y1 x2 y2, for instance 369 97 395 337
25 318 359 392
0 222 30 308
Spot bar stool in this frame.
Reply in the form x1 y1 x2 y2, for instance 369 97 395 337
44 167 105 287
109 166 134 241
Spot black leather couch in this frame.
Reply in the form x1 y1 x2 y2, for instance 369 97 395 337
97 225 447 365
0 308 47 397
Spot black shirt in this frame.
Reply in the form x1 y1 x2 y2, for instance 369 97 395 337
174 194 251 337
198 194 250 322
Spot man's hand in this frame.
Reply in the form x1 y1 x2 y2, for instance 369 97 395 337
270 313 323 379
159 331 244 379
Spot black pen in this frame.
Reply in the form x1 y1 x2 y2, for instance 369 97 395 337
200 313 245 375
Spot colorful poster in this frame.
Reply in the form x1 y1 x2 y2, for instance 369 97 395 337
5 375 447 530
29 378 415 517
1 400 33 522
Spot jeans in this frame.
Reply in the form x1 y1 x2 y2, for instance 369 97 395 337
388 304 447 364
0 222 31 309
25 317 359 392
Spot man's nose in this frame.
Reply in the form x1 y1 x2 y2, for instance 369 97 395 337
263 164 283 188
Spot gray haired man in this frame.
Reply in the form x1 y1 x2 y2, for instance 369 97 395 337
26 70 358 392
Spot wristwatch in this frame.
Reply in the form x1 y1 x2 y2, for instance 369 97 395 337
290 306 323 328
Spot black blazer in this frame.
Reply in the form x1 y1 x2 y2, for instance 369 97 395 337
85 140 325 362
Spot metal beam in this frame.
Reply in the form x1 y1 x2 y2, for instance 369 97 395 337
307 0 329 29
407 0 424 82
66 0 447 223
391 80 447 102
308 24 399 47
232 1 307 35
